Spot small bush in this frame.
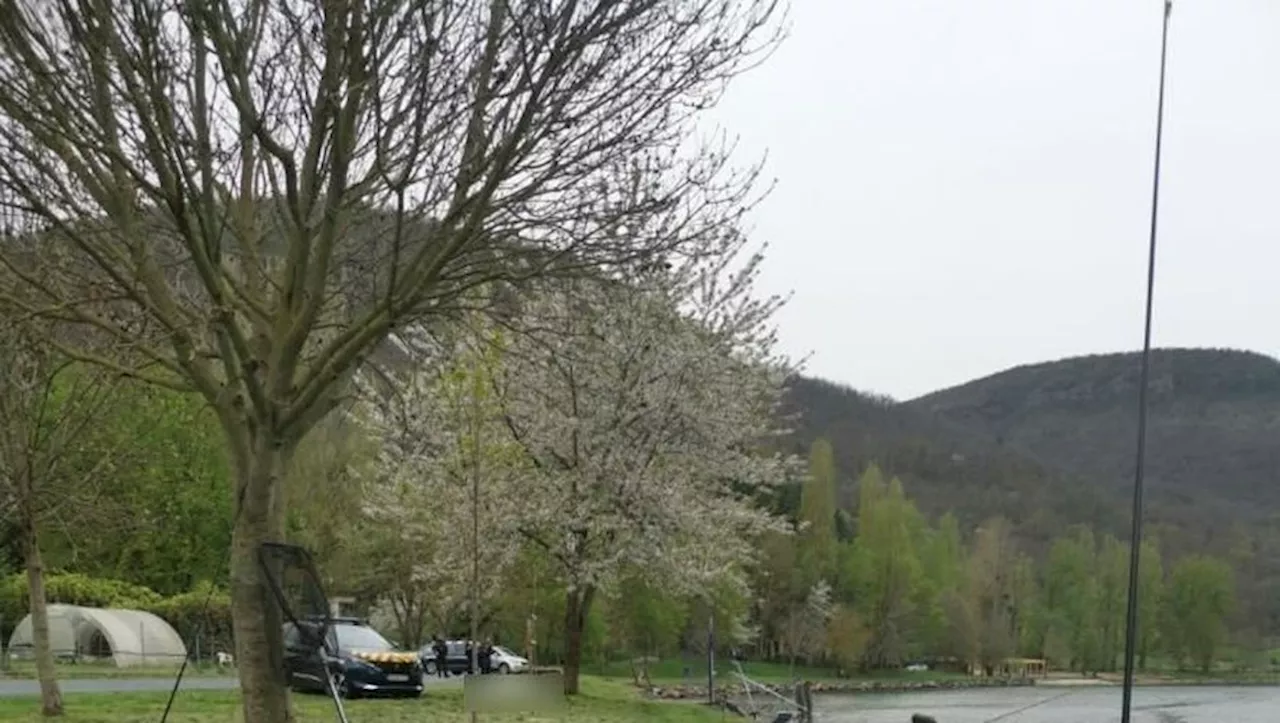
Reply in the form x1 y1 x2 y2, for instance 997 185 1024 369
0 573 231 657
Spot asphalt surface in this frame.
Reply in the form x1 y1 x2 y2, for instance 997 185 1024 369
819 685 1280 723
0 674 465 696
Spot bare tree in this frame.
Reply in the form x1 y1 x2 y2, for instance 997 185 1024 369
0 320 118 718
0 1 782 718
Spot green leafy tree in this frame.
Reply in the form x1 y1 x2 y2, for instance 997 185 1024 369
1045 527 1099 672
849 468 924 668
1094 533 1129 671
964 517 1021 672
1136 537 1164 670
754 530 800 659
825 604 869 675
1163 555 1235 672
604 571 688 684
796 439 839 591
43 383 232 596
914 512 964 655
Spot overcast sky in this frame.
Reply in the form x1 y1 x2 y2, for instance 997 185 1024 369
704 0 1280 401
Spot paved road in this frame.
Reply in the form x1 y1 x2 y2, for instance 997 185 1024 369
0 674 464 697
818 685 1280 723
0 676 239 696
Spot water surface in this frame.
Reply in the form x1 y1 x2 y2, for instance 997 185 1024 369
817 685 1280 722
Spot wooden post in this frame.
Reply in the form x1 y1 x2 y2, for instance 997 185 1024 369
706 613 715 705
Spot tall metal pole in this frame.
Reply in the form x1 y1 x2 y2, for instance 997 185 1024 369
1120 2 1173 721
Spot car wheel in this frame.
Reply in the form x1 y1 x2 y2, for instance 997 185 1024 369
329 671 351 699
499 663 511 675
424 660 437 675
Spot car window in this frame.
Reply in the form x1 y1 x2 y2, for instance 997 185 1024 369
332 624 394 652
284 622 325 651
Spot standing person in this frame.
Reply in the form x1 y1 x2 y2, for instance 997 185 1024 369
479 639 493 675
465 639 475 675
433 637 449 679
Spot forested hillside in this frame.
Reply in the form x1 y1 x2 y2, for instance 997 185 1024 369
781 377 1127 553
787 347 1280 640
911 348 1280 525
3 346 1275 676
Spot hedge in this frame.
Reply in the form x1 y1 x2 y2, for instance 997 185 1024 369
0 573 232 657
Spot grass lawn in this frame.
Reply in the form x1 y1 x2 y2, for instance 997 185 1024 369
0 677 730 723
1 662 224 680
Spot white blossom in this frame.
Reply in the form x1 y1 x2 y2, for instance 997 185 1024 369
354 334 525 626
487 237 800 602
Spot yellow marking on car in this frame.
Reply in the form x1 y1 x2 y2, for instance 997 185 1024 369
354 651 417 665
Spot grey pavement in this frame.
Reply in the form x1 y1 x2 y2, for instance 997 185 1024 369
0 676 238 696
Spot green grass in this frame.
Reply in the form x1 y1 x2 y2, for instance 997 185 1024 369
0 661 224 680
0 677 727 722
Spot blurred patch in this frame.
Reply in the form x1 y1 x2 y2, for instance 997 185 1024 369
464 672 565 713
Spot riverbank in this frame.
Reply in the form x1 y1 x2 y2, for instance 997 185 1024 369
645 675 1037 701
1094 671 1280 687
0 677 722 722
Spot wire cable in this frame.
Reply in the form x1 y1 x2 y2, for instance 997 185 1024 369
983 688 1081 723
1119 2 1174 722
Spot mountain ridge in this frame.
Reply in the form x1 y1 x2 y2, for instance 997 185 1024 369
787 346 1280 548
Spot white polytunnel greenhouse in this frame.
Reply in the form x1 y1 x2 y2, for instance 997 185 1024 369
5 603 187 667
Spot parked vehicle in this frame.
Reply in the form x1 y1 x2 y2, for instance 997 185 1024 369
490 645 529 674
418 640 529 675
419 639 475 676
284 617 424 698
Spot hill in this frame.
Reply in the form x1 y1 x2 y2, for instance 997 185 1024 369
785 347 1280 635
909 348 1280 542
780 376 1128 552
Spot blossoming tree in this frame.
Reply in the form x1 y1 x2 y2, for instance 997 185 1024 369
489 245 796 693
356 329 526 648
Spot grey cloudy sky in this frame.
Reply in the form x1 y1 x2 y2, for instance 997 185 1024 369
705 0 1280 401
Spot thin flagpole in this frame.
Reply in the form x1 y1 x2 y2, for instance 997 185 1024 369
1119 1 1173 721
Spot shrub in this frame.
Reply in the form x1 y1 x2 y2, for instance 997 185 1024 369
0 572 163 636
0 573 231 658
144 581 234 657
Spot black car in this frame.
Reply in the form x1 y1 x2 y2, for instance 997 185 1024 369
284 618 424 698
419 639 475 676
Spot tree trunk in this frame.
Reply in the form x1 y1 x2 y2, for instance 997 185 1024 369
21 507 62 717
229 437 294 723
561 586 595 695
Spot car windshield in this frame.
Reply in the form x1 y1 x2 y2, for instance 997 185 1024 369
333 624 393 652
494 646 517 658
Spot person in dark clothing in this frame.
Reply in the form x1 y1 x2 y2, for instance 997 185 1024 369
479 639 493 675
433 637 449 678
465 640 475 675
